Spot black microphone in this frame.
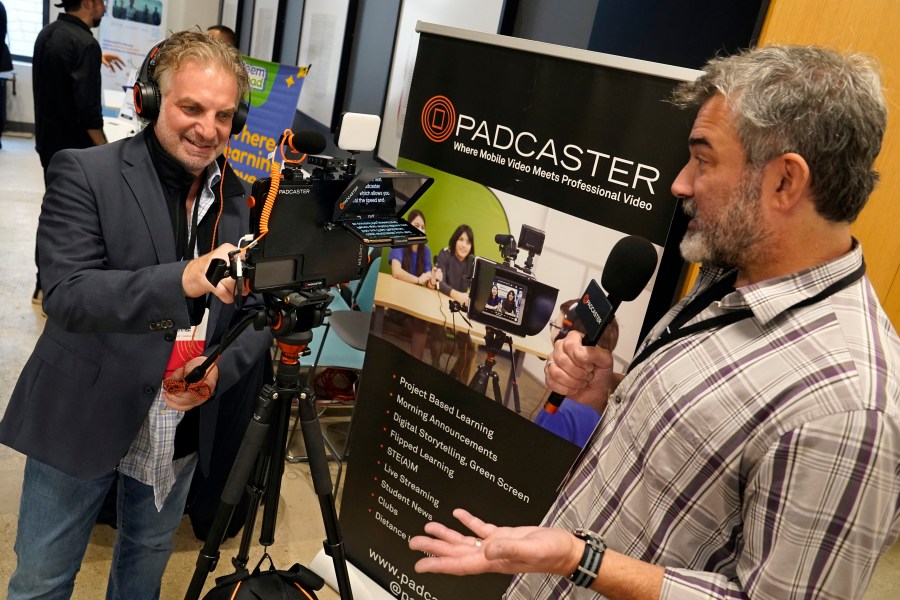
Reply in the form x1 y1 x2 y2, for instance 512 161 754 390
544 235 658 414
279 130 327 155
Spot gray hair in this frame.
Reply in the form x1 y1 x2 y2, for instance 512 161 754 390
671 45 886 223
153 30 250 108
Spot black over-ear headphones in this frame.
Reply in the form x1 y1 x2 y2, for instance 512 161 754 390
133 40 249 136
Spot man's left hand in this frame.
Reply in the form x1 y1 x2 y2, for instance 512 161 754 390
409 508 580 578
162 355 219 410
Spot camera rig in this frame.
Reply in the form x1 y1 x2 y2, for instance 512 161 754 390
464 225 558 410
187 115 433 600
468 224 558 339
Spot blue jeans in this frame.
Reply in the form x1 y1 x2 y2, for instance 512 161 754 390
7 454 198 600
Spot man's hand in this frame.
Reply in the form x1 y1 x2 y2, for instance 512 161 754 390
409 509 581 578
182 244 248 304
102 52 126 72
545 330 618 413
162 355 219 411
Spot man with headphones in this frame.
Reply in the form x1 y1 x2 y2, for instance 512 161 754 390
0 30 271 600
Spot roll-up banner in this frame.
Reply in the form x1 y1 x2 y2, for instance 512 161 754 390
319 23 700 600
225 59 309 185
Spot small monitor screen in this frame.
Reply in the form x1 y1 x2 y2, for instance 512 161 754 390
482 276 527 327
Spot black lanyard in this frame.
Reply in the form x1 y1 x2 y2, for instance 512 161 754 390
177 196 201 261
627 260 867 375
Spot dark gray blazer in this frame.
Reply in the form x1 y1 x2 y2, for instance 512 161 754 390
0 129 273 479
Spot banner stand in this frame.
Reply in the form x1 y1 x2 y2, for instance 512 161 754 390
309 550 395 600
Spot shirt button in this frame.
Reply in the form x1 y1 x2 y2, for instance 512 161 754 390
143 385 155 394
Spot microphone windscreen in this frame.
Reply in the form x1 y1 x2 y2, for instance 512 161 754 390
289 130 328 155
601 236 658 303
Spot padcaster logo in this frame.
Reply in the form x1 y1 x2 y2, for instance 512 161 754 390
420 96 456 143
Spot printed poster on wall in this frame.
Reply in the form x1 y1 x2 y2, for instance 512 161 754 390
99 0 167 105
334 24 699 600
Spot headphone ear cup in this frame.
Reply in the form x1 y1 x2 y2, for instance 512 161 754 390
133 80 161 121
230 100 249 136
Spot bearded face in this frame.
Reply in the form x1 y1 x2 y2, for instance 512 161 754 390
680 168 769 268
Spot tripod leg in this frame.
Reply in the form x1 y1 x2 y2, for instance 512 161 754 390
184 385 277 600
490 372 503 405
508 346 522 413
469 365 489 394
231 446 269 572
259 384 293 546
297 390 355 600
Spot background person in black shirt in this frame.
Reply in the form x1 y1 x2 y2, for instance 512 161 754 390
30 0 123 305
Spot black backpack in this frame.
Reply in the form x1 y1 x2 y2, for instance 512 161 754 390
203 554 324 600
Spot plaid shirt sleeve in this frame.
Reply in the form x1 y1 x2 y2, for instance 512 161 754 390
663 410 900 600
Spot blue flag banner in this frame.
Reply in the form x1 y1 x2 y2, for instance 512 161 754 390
226 58 309 184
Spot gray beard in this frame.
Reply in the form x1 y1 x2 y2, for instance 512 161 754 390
678 171 767 268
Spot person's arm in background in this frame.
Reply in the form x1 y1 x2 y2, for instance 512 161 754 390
435 250 469 306
73 43 106 146
423 246 437 288
390 247 431 285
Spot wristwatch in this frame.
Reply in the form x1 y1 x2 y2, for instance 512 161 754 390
569 529 607 588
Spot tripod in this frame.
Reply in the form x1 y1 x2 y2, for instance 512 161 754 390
184 289 354 600
469 326 521 412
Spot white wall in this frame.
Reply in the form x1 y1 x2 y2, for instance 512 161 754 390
169 1 220 35
5 0 220 129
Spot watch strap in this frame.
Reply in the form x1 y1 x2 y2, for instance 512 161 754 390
569 528 606 588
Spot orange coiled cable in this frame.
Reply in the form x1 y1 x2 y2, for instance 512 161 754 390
256 129 309 239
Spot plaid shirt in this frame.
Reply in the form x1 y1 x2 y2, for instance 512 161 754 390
506 243 900 600
118 161 221 511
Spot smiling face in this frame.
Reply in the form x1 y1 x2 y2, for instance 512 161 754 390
454 231 472 261
154 59 239 175
671 95 769 268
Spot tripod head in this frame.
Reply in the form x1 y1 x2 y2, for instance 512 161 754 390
483 325 511 353
264 287 335 347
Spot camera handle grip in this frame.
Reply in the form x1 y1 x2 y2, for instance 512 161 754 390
206 258 229 286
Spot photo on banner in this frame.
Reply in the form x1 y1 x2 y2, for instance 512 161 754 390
331 24 700 600
98 0 168 112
